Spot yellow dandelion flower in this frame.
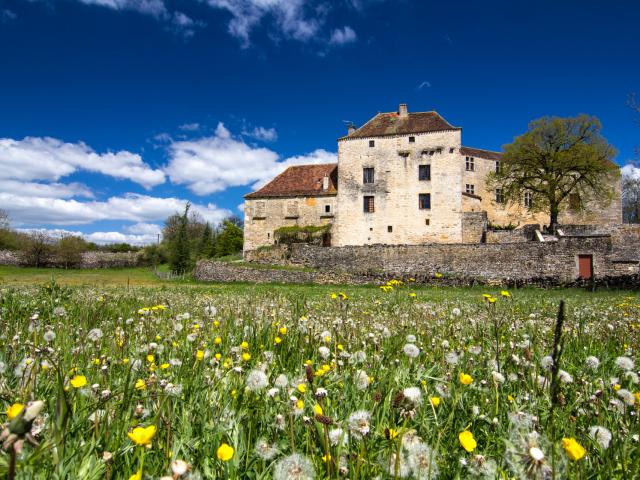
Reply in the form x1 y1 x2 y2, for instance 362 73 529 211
216 443 234 461
387 428 399 439
296 399 304 410
459 430 477 452
128 425 156 446
242 352 251 361
6 403 24 420
160 363 170 370
279 326 287 335
275 337 282 344
430 397 441 407
214 337 222 344
562 437 586 461
196 350 204 361
135 379 146 390
500 290 511 297
322 453 332 462
146 354 155 363
129 470 142 480
241 341 249 350
314 404 323 415
70 375 87 389
459 373 473 385
297 383 307 394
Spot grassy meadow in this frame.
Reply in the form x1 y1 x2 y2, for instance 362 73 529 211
0 273 638 479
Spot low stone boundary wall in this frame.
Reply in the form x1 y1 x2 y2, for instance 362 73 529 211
245 235 639 284
0 250 145 268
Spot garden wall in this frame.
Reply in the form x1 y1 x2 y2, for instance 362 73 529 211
244 235 639 284
0 250 145 268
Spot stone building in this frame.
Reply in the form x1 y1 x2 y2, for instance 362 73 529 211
243 104 621 251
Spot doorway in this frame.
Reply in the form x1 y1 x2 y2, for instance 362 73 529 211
578 255 593 280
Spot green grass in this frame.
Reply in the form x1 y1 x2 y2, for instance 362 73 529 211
0 279 638 479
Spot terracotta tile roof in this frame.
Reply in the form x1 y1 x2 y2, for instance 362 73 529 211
245 164 338 199
460 146 503 161
343 111 459 139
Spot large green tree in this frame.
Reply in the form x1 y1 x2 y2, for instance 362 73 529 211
488 115 619 231
168 203 192 274
215 220 244 257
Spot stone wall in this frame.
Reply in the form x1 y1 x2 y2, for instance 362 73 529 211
0 250 145 268
243 195 336 252
245 235 639 283
485 224 539 244
461 211 487 243
334 129 464 246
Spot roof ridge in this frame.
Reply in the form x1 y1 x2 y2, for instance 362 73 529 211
462 145 502 154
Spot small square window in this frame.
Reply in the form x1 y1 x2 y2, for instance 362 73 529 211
369 140 375 148
364 196 375 213
419 193 431 210
267 232 270 238
425 219 430 226
495 188 504 204
409 136 415 143
465 184 475 195
436 147 443 154
325 204 331 213
495 161 501 173
387 226 393 233
523 191 533 208
449 147 455 154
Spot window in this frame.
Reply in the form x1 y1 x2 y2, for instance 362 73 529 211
495 188 505 204
409 136 415 143
436 147 443 154
363 167 375 184
325 204 331 213
369 140 375 148
523 191 533 208
465 184 475 195
465 156 475 171
425 218 430 225
449 147 455 154
363 196 375 213
419 193 431 210
285 200 299 217
495 161 501 173
569 193 581 211
418 164 431 181
387 226 393 233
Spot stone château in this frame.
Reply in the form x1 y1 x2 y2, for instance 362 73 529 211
243 104 621 252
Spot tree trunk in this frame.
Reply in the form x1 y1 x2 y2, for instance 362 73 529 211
549 206 559 234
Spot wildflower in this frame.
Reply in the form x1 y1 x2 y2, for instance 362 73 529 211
445 351 459 365
273 453 315 480
615 356 634 371
135 379 146 390
170 460 190 476
313 404 323 415
491 371 505 384
6 403 24 420
386 428 399 439
275 374 289 388
562 437 586 461
241 341 249 350
70 375 87 389
430 396 441 407
451 307 461 316
585 356 600 370
588 426 612 449
500 290 511 297
459 431 477 452
329 427 347 447
128 425 156 446
616 388 635 406
43 330 56 342
242 352 251 361
196 350 204 361
403 386 422 405
255 438 278 460
403 343 420 358
406 441 439 478
87 328 103 341
279 326 287 335
355 370 369 390
466 454 497 479
129 470 142 480
214 337 222 344
540 355 554 370
246 369 269 391
217 443 234 461
348 410 371 438
459 373 473 385
297 383 307 394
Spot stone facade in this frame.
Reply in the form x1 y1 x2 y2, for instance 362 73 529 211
243 104 622 252
334 128 463 245
243 195 336 251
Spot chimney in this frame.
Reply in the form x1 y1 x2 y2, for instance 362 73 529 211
347 123 356 135
322 175 330 191
399 103 408 117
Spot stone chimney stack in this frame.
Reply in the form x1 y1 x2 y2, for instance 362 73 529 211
322 175 330 191
399 103 408 117
347 123 356 135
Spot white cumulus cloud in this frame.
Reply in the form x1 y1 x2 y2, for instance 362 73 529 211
165 122 336 195
243 126 278 142
622 163 640 180
1 192 229 226
0 136 165 189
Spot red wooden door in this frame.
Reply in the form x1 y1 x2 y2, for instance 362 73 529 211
578 255 593 279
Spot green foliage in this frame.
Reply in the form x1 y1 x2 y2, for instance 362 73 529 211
274 224 331 244
487 222 517 231
487 115 619 230
19 231 54 267
169 203 193 274
54 236 88 268
215 220 244 257
0 228 21 250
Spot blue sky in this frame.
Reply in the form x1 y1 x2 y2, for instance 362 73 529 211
0 0 638 244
